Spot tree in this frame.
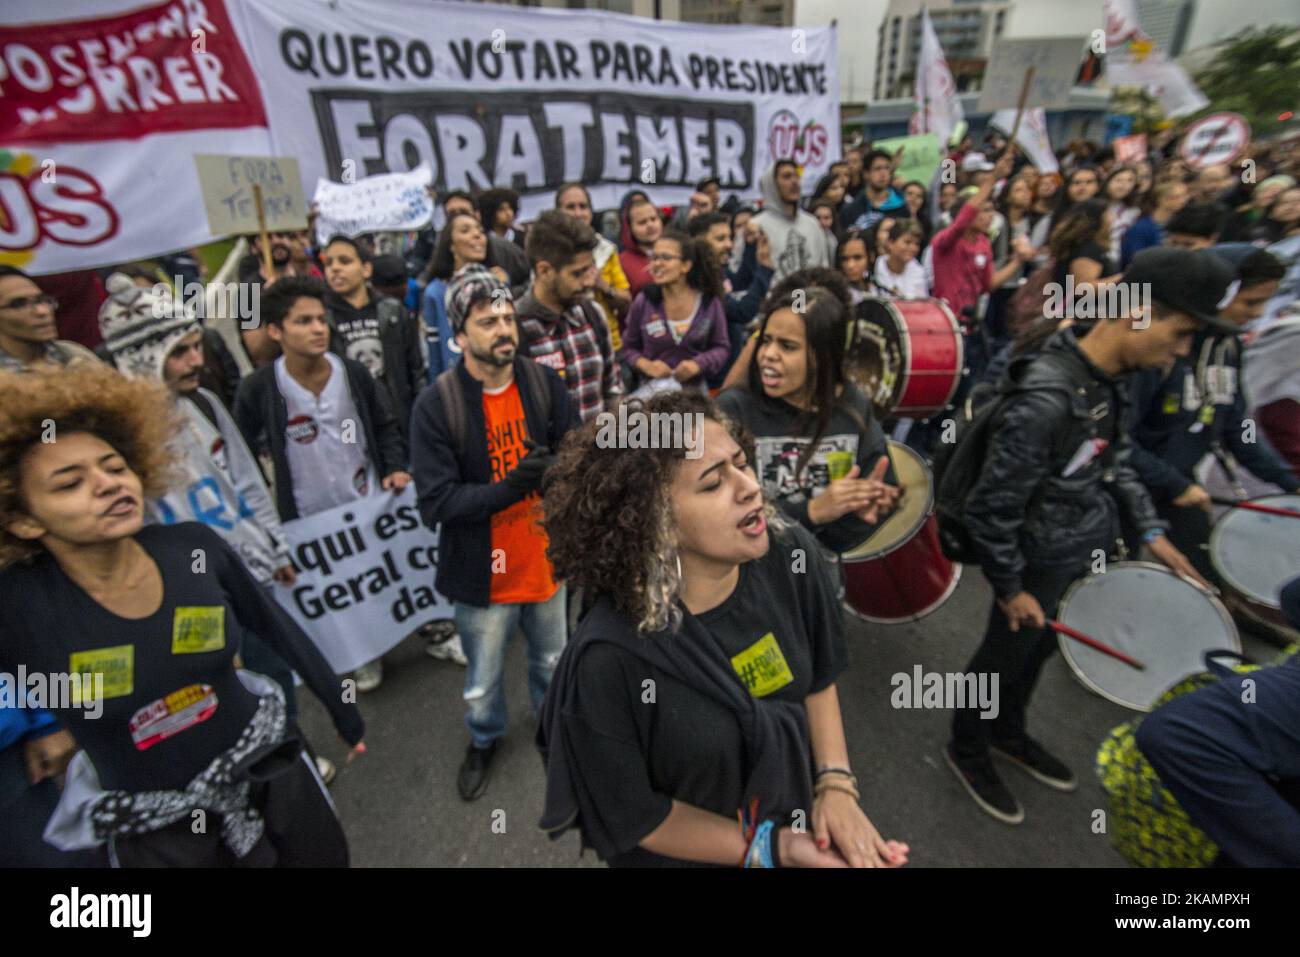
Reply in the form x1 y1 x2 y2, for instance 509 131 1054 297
1193 26 1300 136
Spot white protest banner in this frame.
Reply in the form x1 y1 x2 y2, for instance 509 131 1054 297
195 154 307 236
229 0 840 219
1178 113 1250 171
1 0 272 274
312 166 434 246
1106 49 1208 120
977 38 1086 114
990 108 1058 173
275 486 452 675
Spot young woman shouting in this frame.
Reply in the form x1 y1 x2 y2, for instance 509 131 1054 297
0 364 364 867
538 391 909 868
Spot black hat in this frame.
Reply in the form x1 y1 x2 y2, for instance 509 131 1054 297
370 254 408 287
1123 247 1239 333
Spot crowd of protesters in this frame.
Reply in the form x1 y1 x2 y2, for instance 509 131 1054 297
3 114 1300 869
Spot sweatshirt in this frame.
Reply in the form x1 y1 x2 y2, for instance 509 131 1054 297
749 164 835 284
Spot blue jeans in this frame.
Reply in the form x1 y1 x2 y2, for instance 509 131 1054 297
454 585 567 748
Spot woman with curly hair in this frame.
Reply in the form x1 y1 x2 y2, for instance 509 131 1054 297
717 268 900 556
0 363 363 867
537 391 909 868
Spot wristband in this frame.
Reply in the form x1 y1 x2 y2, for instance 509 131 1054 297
816 766 856 781
1141 527 1163 545
743 820 775 869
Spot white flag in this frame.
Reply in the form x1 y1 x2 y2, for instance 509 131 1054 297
990 108 1059 173
1107 51 1208 119
1103 0 1147 48
909 8 964 148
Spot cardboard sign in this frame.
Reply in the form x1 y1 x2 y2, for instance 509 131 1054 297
976 37 1086 114
1113 133 1148 165
194 154 307 238
872 133 944 187
1179 113 1250 171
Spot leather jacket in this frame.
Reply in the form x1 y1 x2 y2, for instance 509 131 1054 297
965 329 1167 599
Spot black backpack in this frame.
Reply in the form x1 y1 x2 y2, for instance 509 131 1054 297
931 353 1073 564
433 358 552 460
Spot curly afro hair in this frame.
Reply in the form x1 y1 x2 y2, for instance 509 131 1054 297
0 363 182 567
541 391 762 634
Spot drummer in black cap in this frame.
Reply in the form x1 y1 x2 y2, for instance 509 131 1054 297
1126 244 1299 582
947 246 1225 826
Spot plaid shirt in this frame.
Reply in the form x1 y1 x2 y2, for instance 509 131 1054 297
515 292 622 423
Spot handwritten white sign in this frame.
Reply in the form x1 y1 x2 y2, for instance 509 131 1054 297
313 167 435 246
976 38 1085 114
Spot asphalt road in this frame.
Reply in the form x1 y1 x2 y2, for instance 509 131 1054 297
298 565 1279 868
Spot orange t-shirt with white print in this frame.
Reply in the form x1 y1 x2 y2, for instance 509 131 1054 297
483 379 559 604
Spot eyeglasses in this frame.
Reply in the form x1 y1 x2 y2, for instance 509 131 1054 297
0 294 57 312
649 254 685 263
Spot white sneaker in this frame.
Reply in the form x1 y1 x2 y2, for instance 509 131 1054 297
352 659 384 692
425 632 468 667
314 755 337 786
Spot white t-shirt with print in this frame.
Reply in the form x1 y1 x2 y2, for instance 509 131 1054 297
275 352 376 517
873 257 930 299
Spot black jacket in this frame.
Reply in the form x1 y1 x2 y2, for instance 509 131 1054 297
1127 329 1299 500
965 329 1166 599
409 358 578 607
232 356 408 522
325 291 426 438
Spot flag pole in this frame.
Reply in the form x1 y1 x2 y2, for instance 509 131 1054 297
1002 66 1035 158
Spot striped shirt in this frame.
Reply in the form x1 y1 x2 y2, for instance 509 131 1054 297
515 292 622 423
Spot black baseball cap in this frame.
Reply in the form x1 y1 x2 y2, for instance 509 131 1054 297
1122 247 1239 333
370 254 408 287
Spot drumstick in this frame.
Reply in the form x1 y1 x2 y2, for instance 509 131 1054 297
1048 621 1146 671
1209 497 1300 519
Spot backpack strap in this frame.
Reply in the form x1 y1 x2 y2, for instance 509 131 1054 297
434 368 469 462
514 358 553 446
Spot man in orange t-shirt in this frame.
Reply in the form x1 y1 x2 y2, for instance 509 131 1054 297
410 264 579 802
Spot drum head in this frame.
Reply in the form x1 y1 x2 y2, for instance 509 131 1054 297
846 299 905 420
1056 562 1240 712
842 441 931 560
1209 494 1300 609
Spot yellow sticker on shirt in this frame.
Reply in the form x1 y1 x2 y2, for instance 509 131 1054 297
1163 393 1179 414
171 606 226 654
730 633 794 698
68 644 134 700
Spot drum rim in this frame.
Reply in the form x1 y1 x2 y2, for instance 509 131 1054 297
841 440 934 563
1055 560 1240 712
1207 493 1300 610
891 299 965 416
841 562 962 624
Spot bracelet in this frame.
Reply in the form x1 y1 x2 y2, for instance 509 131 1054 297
816 766 856 782
1142 527 1164 545
743 820 776 869
815 778 861 801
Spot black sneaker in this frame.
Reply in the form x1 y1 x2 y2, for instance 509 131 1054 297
944 746 1025 825
457 741 499 802
991 737 1078 792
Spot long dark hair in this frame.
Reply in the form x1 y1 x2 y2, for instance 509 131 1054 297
642 228 725 304
1051 165 1102 222
744 267 863 482
1048 197 1108 262
423 211 483 283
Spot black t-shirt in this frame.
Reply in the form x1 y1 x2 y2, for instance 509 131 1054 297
564 522 847 866
326 293 386 379
1053 241 1110 290
0 523 362 792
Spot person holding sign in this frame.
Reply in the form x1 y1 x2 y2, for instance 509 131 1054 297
0 363 364 866
233 277 410 692
537 390 909 868
409 265 578 802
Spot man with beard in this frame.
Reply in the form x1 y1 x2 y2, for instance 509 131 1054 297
238 231 317 285
515 211 623 423
319 235 426 437
410 266 578 800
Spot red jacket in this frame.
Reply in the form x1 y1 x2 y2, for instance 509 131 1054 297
618 203 655 303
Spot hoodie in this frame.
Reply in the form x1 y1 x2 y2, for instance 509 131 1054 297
749 164 835 284
618 190 656 299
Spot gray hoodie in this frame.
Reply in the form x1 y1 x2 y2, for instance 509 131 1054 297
750 163 835 284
